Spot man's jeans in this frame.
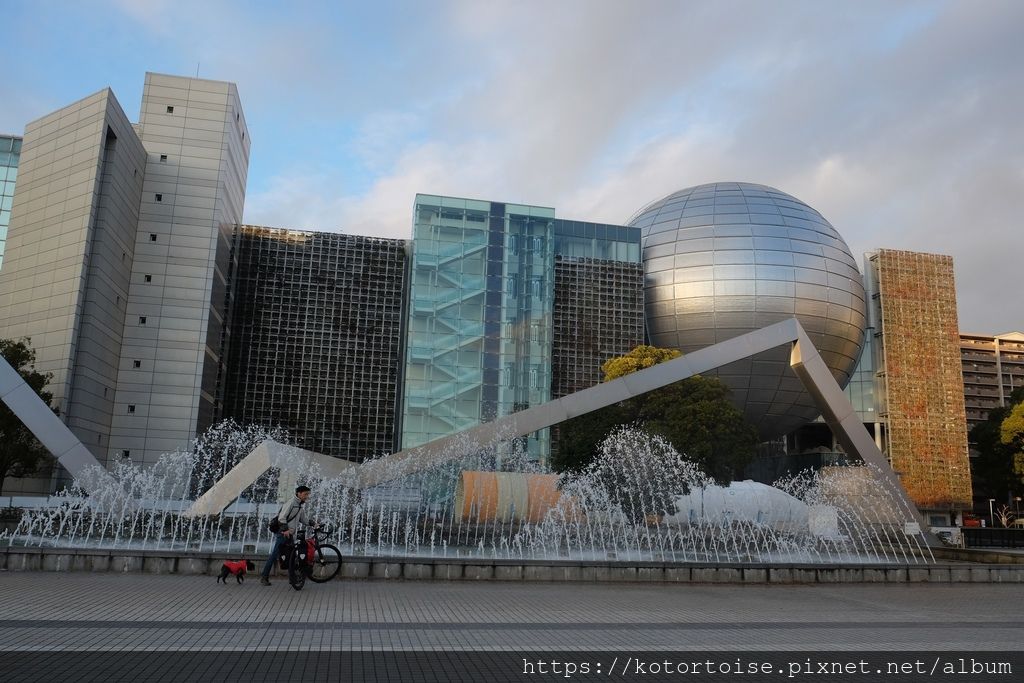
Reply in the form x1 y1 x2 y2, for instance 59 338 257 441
262 533 288 578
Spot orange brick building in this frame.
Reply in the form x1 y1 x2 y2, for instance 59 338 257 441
867 249 972 520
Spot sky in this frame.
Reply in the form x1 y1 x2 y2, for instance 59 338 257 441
1 0 1021 334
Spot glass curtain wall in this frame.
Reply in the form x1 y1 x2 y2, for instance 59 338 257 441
402 195 555 462
0 135 21 270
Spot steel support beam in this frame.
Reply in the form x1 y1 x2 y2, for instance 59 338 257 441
0 352 112 493
185 440 356 516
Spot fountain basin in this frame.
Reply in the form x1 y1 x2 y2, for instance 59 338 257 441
2 545 1021 583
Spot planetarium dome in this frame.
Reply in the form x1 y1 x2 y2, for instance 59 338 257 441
628 182 867 439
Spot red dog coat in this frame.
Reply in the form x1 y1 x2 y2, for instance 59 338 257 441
223 559 248 575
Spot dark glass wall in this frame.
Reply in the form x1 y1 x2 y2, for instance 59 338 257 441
221 226 408 459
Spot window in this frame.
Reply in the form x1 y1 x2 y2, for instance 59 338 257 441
155 194 162 202
133 360 141 368
128 405 136 414
150 234 157 241
139 316 147 325
122 450 130 458
144 274 152 283
159 154 167 163
166 106 174 114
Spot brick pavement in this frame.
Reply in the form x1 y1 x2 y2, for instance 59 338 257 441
0 573 1020 680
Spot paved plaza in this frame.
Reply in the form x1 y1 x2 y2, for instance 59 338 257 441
0 572 1021 680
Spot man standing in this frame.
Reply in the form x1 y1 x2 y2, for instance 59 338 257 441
260 485 315 586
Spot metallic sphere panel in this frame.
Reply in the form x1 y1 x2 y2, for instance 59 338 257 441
629 182 866 439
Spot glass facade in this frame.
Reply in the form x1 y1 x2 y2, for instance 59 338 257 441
222 226 409 459
550 220 644 399
843 329 877 421
0 135 21 270
552 219 640 263
401 195 555 461
550 222 644 460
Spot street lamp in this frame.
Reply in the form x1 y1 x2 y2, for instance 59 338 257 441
989 498 996 528
1015 497 1021 517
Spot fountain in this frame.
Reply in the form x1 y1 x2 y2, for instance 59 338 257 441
3 421 935 565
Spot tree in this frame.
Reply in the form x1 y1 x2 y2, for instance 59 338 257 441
0 339 55 492
553 345 758 483
1000 400 1024 484
601 345 681 380
994 503 1015 529
969 387 1024 501
1000 401 1024 451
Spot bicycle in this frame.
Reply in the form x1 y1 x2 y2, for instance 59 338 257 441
285 527 342 591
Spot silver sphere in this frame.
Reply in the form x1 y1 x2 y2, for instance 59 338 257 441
629 182 867 439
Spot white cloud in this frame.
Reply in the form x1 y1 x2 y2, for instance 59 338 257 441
98 0 1024 332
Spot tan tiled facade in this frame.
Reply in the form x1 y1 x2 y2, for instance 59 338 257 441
0 74 249 491
0 89 148 491
108 74 249 466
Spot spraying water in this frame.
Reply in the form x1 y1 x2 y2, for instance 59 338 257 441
5 421 934 563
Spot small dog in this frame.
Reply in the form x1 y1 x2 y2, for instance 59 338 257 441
216 559 256 584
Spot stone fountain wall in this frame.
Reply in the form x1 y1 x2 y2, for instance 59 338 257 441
3 546 1023 583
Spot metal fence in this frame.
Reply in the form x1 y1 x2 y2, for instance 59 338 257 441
962 527 1024 549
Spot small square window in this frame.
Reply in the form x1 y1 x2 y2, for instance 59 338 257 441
150 233 157 241
122 450 130 458
133 360 141 368
139 316 147 325
155 194 162 202
144 274 152 283
166 106 174 114
128 405 135 414
159 154 167 163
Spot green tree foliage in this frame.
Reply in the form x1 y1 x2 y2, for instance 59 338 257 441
0 339 55 492
1000 402 1024 450
601 345 681 380
1000 398 1024 483
553 345 758 483
970 386 1024 500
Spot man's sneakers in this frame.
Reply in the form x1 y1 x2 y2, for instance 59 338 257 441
259 576 271 586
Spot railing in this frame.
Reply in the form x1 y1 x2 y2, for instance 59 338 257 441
962 528 1024 549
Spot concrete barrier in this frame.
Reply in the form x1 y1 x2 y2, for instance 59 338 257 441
2 546 1024 584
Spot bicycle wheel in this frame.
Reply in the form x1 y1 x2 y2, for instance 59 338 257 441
287 546 306 591
309 544 342 583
